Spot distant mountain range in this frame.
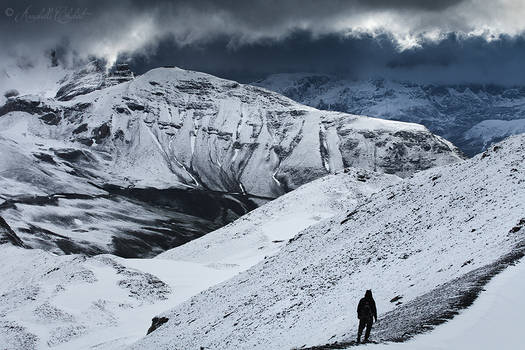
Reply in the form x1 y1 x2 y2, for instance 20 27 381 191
254 73 525 156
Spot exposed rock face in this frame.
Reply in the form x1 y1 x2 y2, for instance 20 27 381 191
147 317 169 335
254 73 525 156
105 63 135 86
55 60 107 101
55 61 136 101
0 94 59 116
0 216 25 247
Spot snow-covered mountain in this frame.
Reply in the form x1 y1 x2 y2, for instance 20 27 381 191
0 65 462 255
254 73 525 156
0 168 398 349
132 134 525 350
2 67 462 194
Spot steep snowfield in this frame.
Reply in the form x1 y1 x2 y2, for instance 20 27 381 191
254 73 525 156
132 135 525 350
367 258 525 350
0 168 397 349
158 168 400 270
0 66 461 254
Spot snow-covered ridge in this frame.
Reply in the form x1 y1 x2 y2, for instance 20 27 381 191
254 73 525 156
464 118 525 151
1 66 461 199
132 134 525 350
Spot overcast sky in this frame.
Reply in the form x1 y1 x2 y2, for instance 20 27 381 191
2 0 525 84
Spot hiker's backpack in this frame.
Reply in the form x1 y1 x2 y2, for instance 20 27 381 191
360 300 372 319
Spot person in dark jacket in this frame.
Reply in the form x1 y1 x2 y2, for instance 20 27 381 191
356 289 377 343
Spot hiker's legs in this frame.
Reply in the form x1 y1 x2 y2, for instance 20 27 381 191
357 319 366 342
364 320 373 341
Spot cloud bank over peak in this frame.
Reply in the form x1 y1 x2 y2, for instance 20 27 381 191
1 0 525 84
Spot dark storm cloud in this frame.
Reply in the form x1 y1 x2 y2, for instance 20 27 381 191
122 31 525 85
355 0 462 10
1 0 525 85
0 0 471 59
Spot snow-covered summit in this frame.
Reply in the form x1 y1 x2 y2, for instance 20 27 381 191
55 59 107 101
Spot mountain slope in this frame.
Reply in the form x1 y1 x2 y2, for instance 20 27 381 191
0 66 461 255
157 168 400 270
254 73 525 156
1 67 462 196
0 168 398 350
367 258 525 350
131 135 525 350
0 118 255 257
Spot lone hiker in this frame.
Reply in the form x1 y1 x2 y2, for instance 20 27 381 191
357 289 377 343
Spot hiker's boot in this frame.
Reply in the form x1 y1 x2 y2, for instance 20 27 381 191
356 336 361 344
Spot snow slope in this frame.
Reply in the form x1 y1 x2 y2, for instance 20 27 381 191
365 258 525 350
0 168 398 349
158 168 400 271
131 135 525 350
0 244 242 350
254 73 525 156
